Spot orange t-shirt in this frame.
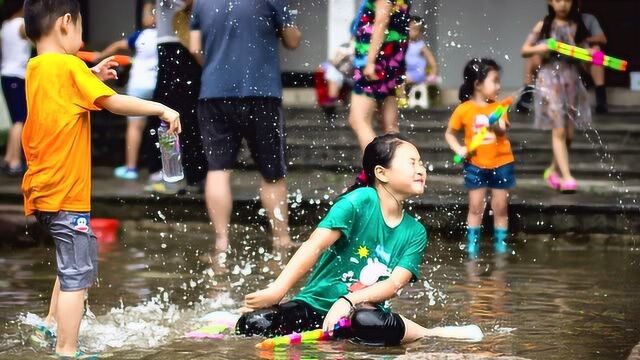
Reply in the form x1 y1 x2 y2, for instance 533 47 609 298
21 53 116 215
447 100 514 169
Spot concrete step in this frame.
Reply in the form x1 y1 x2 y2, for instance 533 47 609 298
283 123 640 148
1 169 637 237
279 140 639 169
89 109 640 179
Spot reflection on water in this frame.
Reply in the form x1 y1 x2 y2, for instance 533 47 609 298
0 225 638 359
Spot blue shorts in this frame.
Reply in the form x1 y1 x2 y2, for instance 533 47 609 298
1 76 26 124
463 162 516 190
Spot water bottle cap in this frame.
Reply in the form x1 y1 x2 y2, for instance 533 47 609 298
160 122 169 129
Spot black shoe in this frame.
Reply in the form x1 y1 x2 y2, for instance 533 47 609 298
595 86 608 114
595 104 608 114
4 164 25 177
515 85 534 113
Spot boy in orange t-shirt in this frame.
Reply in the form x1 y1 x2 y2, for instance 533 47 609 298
22 0 181 357
444 58 515 259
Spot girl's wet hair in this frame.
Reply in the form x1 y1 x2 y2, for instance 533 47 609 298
538 1 589 45
458 58 501 102
345 133 413 194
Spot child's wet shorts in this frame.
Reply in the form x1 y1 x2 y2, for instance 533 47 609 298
236 300 406 346
35 211 98 291
463 162 516 190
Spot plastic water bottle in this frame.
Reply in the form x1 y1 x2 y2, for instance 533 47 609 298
158 123 184 183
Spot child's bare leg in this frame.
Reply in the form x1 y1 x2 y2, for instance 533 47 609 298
380 96 399 134
44 277 61 326
348 93 377 152
5 122 23 167
400 315 428 343
551 128 574 181
400 315 483 343
491 189 509 229
55 288 86 356
327 81 341 100
467 188 487 227
565 121 574 150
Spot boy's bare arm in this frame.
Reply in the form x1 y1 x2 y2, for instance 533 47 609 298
96 94 181 134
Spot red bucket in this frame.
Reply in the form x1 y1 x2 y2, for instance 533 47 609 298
90 218 120 244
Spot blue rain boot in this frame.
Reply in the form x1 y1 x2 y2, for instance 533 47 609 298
466 226 481 259
494 227 509 254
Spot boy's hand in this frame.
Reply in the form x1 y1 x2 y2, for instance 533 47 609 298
244 286 285 309
91 56 119 81
160 107 181 135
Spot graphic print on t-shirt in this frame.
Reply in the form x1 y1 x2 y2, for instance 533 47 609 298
345 245 392 293
473 114 496 145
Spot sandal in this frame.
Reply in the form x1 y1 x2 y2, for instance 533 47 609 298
560 178 578 194
543 168 561 190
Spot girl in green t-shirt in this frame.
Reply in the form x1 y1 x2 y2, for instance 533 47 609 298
236 134 468 346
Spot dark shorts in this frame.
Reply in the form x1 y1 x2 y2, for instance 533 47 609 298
463 162 516 190
35 211 98 291
1 76 27 123
236 300 406 346
197 97 287 181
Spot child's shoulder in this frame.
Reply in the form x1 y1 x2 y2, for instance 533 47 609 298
339 187 378 207
401 212 427 239
451 100 475 115
30 53 86 69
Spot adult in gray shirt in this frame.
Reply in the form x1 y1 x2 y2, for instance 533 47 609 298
190 0 301 251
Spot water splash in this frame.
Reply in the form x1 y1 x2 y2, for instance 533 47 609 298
17 291 235 354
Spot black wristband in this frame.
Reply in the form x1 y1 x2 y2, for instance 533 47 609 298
338 295 355 309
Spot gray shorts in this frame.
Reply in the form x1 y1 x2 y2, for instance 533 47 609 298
35 211 98 291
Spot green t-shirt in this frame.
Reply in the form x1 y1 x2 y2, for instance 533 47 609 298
293 187 427 314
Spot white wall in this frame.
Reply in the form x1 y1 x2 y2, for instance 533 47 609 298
434 0 545 89
327 0 357 58
280 1 328 73
86 0 137 48
84 0 545 88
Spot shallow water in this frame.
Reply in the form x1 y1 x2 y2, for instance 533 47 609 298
0 224 638 359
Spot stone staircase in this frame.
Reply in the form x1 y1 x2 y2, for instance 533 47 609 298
92 107 640 181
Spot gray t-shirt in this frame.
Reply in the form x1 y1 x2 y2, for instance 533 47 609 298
191 0 292 99
582 13 604 37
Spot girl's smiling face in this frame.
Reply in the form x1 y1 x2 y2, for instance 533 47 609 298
377 142 427 198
